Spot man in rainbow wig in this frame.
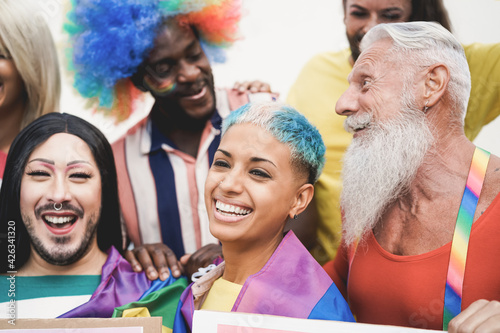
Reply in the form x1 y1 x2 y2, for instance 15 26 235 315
66 0 277 281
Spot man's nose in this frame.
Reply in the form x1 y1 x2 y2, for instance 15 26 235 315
335 86 359 117
177 60 200 83
47 178 72 205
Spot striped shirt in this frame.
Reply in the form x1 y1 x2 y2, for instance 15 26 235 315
113 88 277 257
0 275 100 318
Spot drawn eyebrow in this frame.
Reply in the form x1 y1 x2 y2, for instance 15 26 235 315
27 158 54 165
67 160 91 166
27 158 92 168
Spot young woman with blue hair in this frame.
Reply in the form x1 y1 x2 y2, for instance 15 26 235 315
174 101 354 332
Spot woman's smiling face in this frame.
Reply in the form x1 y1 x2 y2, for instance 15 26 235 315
205 123 308 247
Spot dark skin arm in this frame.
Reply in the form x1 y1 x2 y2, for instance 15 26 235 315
124 243 182 280
180 243 222 282
125 242 222 281
284 196 318 250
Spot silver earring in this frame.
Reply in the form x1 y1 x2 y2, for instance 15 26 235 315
54 202 63 211
293 214 298 220
424 100 429 113
218 180 223 187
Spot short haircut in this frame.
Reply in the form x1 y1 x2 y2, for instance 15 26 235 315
0 113 122 272
361 21 471 121
0 0 61 129
222 102 326 184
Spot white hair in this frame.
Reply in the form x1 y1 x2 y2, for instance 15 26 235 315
341 88 434 245
361 21 471 122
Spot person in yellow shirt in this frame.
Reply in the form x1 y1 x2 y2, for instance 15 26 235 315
286 0 500 264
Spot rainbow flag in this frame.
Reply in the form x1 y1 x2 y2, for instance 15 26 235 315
58 246 187 330
174 232 354 332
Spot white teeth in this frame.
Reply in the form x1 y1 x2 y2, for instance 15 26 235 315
216 200 250 215
45 216 73 224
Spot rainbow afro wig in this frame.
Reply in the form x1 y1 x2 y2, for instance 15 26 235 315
65 0 242 121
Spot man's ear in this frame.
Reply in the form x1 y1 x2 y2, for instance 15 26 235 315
423 63 450 108
288 183 314 219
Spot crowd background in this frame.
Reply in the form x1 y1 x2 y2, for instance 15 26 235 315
42 0 500 151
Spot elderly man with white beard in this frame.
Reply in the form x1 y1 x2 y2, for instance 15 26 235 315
322 22 500 332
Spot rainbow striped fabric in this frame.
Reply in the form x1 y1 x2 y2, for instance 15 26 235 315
443 147 490 329
174 232 354 332
58 246 187 331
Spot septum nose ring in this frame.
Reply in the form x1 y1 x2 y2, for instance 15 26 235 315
54 202 63 211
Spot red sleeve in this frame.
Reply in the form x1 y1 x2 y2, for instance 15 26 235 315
323 241 349 300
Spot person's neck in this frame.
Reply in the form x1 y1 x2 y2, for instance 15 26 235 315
18 244 108 277
221 233 283 285
0 103 25 153
376 132 476 255
151 103 211 158
402 108 476 207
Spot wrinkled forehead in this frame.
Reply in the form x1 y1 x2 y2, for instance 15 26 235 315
349 39 395 78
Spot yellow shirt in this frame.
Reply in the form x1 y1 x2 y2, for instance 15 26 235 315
200 277 242 312
286 44 500 264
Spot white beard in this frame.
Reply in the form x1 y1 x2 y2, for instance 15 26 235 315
341 102 434 246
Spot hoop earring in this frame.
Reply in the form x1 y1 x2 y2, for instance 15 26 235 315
54 202 63 211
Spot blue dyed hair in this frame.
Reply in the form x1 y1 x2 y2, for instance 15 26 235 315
222 102 326 184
